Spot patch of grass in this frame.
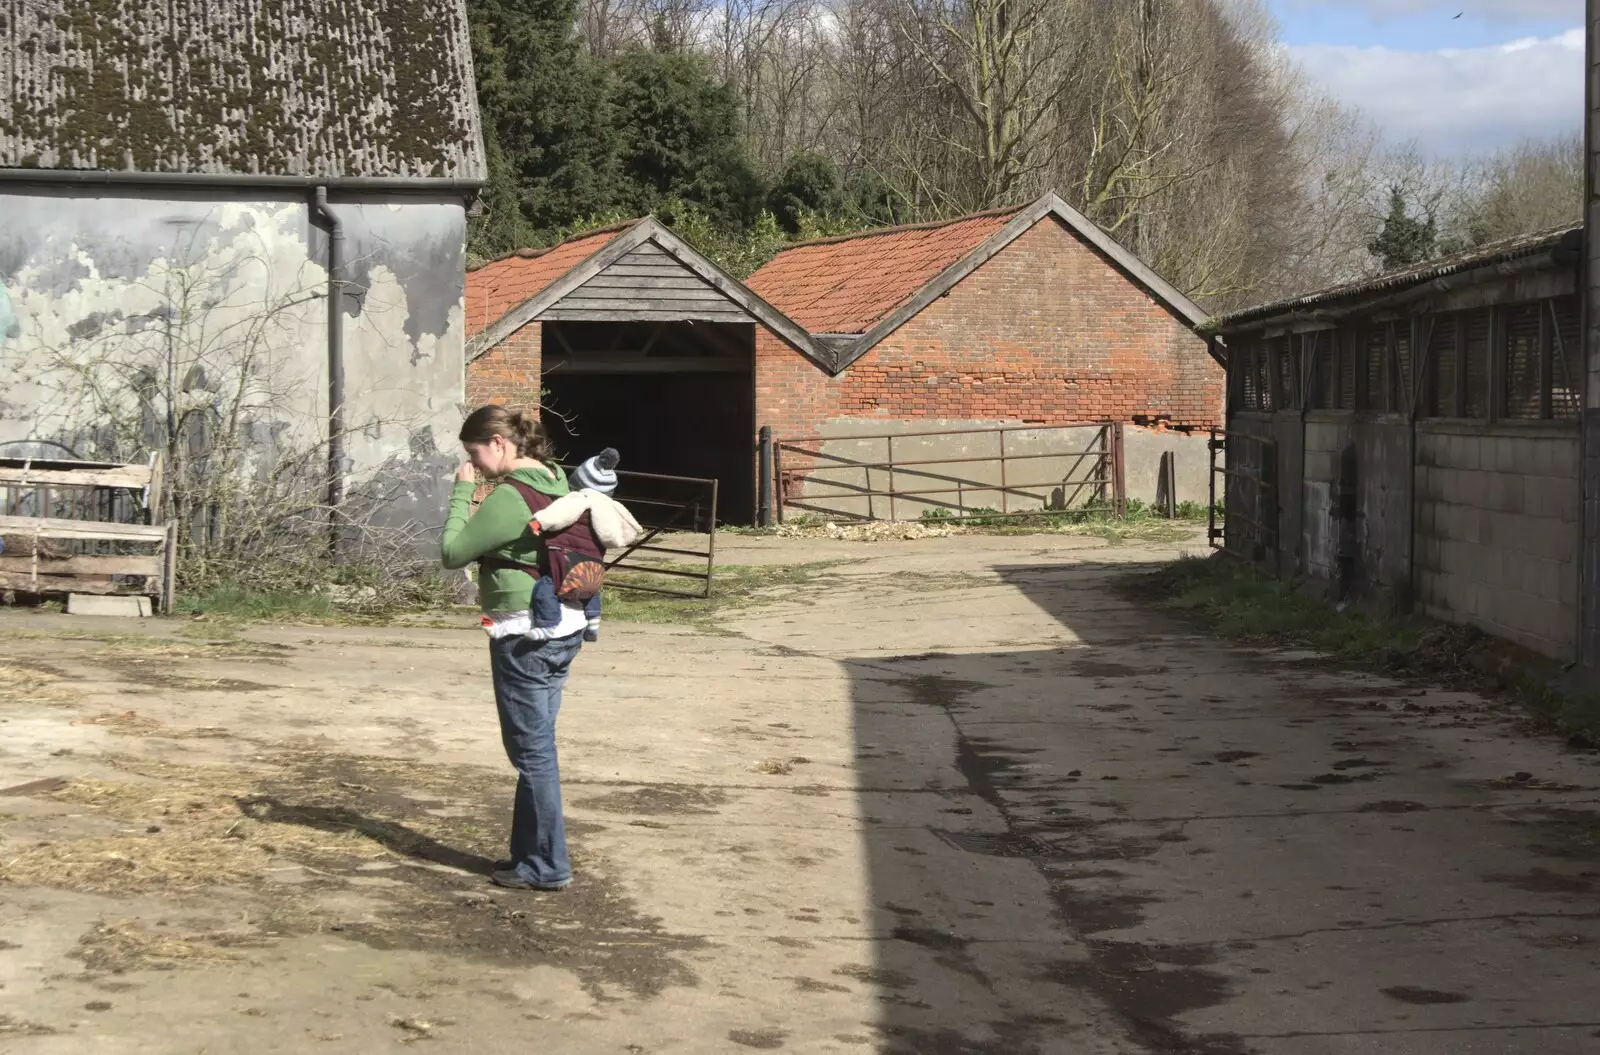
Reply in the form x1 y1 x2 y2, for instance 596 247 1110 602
1070 520 1200 545
915 498 1206 539
1540 692 1600 745
603 562 840 631
175 586 337 622
1129 554 1600 745
172 568 460 626
1130 555 1424 660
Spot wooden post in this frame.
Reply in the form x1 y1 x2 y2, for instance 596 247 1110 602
1111 423 1128 518
757 426 774 528
161 520 178 615
1157 451 1177 518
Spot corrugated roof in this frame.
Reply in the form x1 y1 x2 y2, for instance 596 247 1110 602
746 206 1023 334
1217 223 1582 330
1 0 484 179
464 224 638 337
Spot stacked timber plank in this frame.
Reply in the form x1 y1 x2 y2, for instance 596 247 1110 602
0 456 176 613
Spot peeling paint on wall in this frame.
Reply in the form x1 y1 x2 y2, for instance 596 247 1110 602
0 187 466 527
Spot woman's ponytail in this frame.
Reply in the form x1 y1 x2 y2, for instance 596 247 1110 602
459 404 555 462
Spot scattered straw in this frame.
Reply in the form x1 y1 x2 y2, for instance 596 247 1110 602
752 756 812 776
773 520 954 542
74 919 271 973
0 1014 56 1036
0 663 69 706
2 770 392 894
70 711 160 734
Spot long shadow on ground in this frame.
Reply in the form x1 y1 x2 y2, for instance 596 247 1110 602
840 560 1600 1054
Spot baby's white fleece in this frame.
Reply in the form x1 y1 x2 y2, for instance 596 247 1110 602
479 604 588 640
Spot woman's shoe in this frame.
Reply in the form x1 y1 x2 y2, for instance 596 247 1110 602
490 868 570 892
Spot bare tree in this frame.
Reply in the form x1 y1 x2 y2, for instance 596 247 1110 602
890 0 1078 210
1449 133 1584 247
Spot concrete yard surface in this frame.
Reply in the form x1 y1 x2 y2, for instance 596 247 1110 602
2 534 1599 1053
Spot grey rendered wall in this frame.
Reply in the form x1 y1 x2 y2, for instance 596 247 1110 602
0 185 466 528
1415 423 1580 658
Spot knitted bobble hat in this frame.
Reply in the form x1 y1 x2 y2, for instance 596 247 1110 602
573 448 621 494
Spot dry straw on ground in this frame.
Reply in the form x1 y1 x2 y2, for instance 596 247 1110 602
1 760 395 894
0 663 70 707
75 918 270 973
773 520 955 542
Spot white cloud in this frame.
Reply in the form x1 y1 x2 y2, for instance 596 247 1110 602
1289 29 1583 155
1285 0 1581 20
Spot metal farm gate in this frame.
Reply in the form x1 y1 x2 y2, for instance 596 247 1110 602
587 467 719 599
764 423 1127 525
1208 428 1278 561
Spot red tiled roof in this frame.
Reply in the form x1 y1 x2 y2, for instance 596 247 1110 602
465 223 639 337
746 207 1023 334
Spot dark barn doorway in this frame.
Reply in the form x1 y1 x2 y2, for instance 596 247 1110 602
541 321 756 525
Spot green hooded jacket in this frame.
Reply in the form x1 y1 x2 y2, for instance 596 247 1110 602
440 465 570 612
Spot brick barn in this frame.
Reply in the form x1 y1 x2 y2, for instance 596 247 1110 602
466 193 1220 524
745 193 1223 515
465 218 825 523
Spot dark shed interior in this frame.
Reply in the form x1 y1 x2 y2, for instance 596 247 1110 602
540 321 755 526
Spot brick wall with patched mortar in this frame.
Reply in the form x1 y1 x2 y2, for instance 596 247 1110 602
756 217 1222 510
465 322 542 414
757 218 1220 439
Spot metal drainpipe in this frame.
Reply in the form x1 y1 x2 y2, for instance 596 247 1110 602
313 187 346 543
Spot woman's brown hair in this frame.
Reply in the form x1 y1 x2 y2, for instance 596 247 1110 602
459 404 555 462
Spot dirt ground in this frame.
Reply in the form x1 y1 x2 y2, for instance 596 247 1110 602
3 532 1599 1054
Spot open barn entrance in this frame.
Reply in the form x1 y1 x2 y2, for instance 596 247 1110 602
540 321 756 525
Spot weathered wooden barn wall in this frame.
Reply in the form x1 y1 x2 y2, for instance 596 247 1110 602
1222 255 1584 658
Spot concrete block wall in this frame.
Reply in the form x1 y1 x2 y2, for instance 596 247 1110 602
1415 423 1580 658
465 321 542 414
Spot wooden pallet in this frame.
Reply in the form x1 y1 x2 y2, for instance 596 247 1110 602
0 457 177 612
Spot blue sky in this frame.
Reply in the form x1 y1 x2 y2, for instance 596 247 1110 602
1268 0 1584 154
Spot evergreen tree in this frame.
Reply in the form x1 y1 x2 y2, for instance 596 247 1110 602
767 153 845 234
1367 187 1438 272
467 0 617 256
608 48 766 231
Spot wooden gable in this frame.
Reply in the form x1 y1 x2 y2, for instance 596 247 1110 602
540 240 755 323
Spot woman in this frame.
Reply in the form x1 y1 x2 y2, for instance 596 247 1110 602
441 404 585 891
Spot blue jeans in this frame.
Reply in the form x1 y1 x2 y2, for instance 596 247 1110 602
488 632 583 885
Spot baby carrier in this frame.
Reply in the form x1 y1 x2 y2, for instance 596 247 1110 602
478 479 606 604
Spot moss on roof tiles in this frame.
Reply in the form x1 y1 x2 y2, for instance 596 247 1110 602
1 0 484 179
